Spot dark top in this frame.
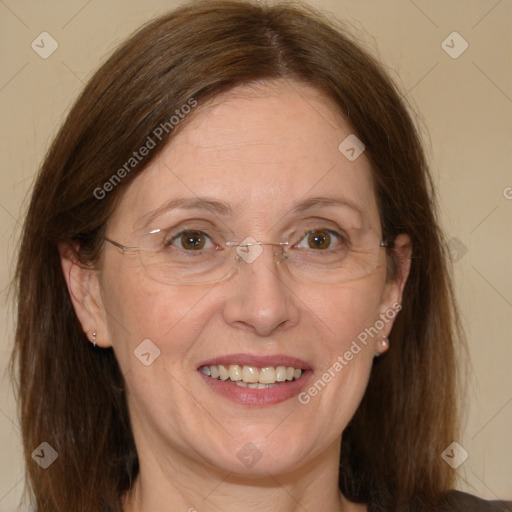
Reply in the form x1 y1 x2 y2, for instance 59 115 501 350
367 491 512 511
441 491 512 511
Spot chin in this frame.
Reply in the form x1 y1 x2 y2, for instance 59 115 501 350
195 435 311 477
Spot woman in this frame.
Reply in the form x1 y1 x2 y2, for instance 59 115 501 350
11 1 512 511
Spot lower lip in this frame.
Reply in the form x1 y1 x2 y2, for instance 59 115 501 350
199 371 312 406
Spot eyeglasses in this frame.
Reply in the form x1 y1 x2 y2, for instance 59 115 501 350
103 226 392 286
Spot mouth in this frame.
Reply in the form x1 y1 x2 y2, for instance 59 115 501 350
197 355 312 406
199 364 304 389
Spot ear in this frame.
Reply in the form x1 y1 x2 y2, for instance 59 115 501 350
377 233 412 335
59 243 111 348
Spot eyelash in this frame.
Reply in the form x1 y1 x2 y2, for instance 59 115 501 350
294 229 346 250
166 229 216 250
165 228 347 251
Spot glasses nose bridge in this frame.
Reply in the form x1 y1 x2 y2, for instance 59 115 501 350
231 240 289 267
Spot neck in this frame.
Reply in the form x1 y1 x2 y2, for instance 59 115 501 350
122 437 365 512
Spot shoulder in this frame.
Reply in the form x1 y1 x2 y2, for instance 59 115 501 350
368 491 512 512
439 491 512 512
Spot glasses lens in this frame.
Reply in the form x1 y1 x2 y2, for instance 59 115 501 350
133 226 385 286
136 228 232 285
286 228 384 284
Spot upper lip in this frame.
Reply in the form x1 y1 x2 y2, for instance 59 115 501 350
197 353 312 370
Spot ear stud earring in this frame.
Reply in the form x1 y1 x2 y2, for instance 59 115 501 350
375 336 389 357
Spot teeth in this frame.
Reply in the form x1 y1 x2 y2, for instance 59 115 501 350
248 382 277 389
218 364 229 381
275 366 287 382
229 364 242 381
259 367 276 384
242 365 259 383
200 364 304 385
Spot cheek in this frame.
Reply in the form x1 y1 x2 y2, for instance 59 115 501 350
305 275 386 346
100 266 214 371
287 280 385 451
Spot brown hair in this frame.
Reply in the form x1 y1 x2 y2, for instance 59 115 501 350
11 1 463 510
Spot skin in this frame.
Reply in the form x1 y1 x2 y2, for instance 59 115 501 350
61 79 411 512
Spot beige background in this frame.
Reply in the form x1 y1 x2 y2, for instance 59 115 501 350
0 0 511 509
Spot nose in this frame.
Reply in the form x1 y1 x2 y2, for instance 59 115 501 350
221 244 300 336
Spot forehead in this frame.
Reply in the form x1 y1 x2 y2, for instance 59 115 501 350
110 80 380 233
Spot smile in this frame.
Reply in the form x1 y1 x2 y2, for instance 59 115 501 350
200 364 303 388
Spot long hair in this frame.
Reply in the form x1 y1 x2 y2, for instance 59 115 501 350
11 1 463 510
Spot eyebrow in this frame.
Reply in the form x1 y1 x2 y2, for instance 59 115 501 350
137 194 362 229
290 196 363 216
138 197 232 229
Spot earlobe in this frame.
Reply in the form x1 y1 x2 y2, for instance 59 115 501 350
374 335 390 357
59 243 111 348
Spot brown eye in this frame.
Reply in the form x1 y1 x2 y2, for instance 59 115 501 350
175 231 208 250
295 230 340 251
307 230 331 249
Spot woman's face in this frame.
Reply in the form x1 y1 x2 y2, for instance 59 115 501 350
73 80 408 477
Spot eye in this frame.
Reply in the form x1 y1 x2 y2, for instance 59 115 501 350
168 230 214 251
295 229 343 250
